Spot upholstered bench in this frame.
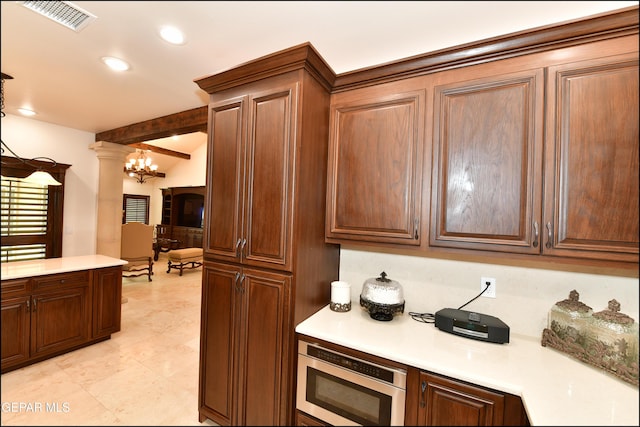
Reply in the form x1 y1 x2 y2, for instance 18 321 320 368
167 248 203 276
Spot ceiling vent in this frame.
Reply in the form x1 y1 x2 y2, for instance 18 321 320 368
20 1 96 32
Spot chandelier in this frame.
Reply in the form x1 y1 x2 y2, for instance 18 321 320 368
125 149 159 184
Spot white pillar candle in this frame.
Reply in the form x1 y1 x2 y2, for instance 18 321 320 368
331 281 351 304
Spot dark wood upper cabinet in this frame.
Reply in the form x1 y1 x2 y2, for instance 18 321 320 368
543 52 639 262
326 79 426 246
430 67 544 254
322 8 639 271
203 82 297 270
202 97 245 263
428 35 639 265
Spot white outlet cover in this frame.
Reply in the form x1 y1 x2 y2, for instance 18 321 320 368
480 277 496 298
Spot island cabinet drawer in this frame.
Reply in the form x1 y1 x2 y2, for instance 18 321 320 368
32 271 90 291
1 278 30 296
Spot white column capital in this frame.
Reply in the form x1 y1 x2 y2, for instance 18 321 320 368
90 141 135 161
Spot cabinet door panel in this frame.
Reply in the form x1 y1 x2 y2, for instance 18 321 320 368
31 286 91 357
419 372 504 426
1 295 30 371
244 86 296 269
204 98 246 261
92 266 122 338
200 262 240 425
240 268 290 426
327 89 424 245
544 54 639 261
431 69 543 253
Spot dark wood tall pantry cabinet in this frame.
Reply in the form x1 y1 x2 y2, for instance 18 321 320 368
194 43 340 426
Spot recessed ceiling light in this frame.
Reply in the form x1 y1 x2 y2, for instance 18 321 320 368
18 108 36 116
159 26 185 45
101 56 130 72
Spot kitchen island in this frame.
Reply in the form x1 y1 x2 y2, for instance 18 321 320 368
296 305 639 426
1 255 127 373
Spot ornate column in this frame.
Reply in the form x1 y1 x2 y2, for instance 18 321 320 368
90 141 135 258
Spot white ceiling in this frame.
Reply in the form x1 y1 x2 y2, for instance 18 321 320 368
2 1 638 155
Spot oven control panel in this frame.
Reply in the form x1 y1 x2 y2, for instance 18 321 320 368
305 342 397 384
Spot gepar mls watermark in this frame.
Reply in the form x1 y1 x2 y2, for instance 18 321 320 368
2 401 70 413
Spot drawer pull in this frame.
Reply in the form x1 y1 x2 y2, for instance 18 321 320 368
238 274 245 293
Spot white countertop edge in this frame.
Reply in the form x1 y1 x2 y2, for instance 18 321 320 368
295 305 639 426
1 254 127 280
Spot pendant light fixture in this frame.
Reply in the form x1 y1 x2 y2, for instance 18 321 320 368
1 72 63 186
125 149 159 184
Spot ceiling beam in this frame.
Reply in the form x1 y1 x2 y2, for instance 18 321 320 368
95 106 208 146
129 142 191 160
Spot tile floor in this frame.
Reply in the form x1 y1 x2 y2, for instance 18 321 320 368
1 254 218 426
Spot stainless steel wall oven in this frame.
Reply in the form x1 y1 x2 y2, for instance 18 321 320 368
296 340 406 426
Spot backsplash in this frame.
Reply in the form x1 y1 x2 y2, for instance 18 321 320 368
338 248 639 339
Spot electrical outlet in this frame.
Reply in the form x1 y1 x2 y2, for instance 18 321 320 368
480 277 496 298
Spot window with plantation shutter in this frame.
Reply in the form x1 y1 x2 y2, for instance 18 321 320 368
0 155 69 262
1 177 48 261
123 194 150 224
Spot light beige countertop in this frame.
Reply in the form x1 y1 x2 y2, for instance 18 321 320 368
1 254 127 281
296 305 639 426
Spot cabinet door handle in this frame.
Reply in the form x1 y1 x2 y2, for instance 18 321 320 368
414 218 419 240
533 221 539 248
234 272 241 292
235 239 242 256
26 299 30 311
238 274 245 293
420 380 427 408
545 222 553 249
32 299 37 312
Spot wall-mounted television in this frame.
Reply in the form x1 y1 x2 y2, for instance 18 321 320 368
175 193 205 228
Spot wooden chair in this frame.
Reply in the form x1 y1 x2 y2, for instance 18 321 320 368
121 222 154 281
